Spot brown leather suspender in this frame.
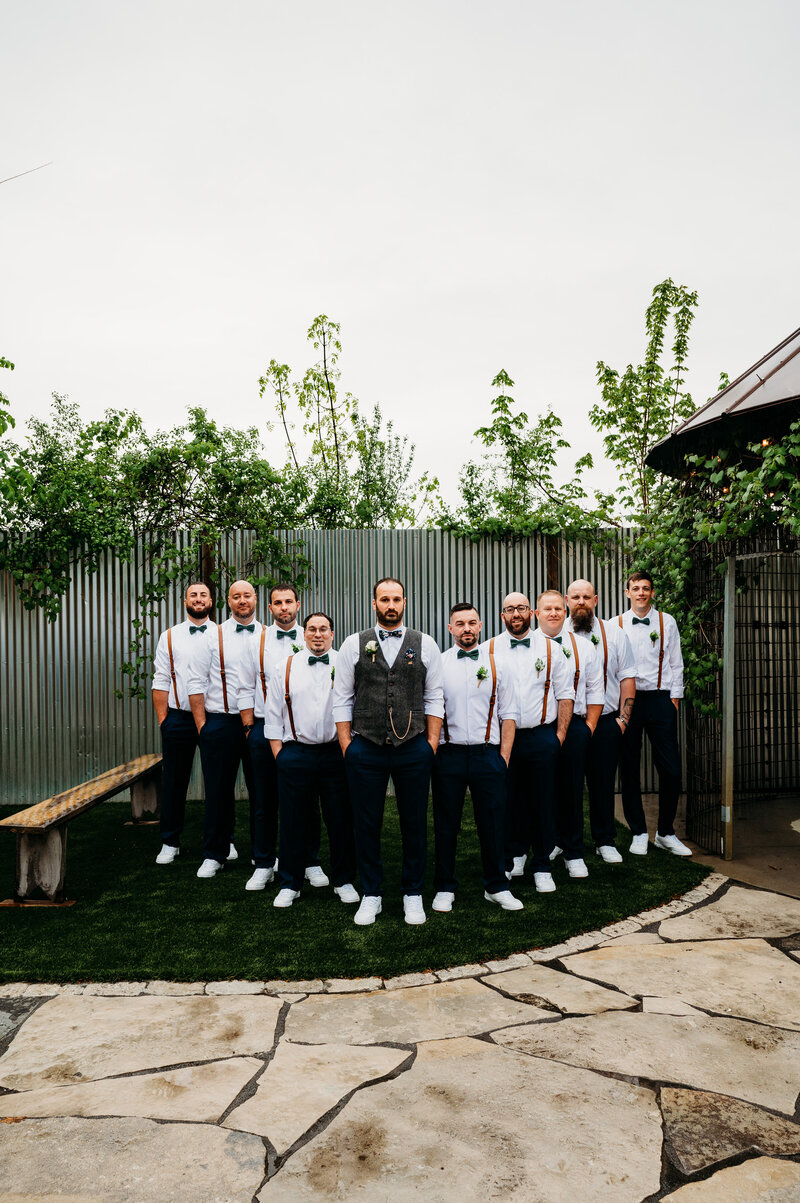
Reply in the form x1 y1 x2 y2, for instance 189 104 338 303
599 622 609 692
568 632 580 693
484 638 497 743
284 656 297 740
166 629 179 708
259 629 268 701
218 627 229 713
540 636 552 726
656 610 665 689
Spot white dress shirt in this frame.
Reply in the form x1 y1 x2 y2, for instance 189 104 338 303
237 623 302 718
152 618 218 711
565 615 636 715
439 642 518 746
264 646 338 744
546 630 605 718
490 627 574 727
187 616 263 715
332 624 445 725
617 607 684 698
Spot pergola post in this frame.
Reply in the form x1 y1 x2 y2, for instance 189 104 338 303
721 554 736 860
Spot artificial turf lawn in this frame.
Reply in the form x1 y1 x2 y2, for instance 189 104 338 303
0 799 711 983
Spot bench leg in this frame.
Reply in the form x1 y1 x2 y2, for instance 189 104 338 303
16 827 68 902
131 766 161 822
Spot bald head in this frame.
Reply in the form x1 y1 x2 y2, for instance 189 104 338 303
501 590 531 636
565 578 598 633
228 579 257 624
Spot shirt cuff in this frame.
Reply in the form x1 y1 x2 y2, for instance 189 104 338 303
263 725 283 740
332 705 354 723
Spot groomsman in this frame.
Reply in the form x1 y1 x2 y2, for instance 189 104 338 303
617 571 690 856
565 578 635 863
494 591 574 892
433 603 522 913
151 582 216 864
188 580 262 878
535 590 604 878
333 576 444 926
265 612 359 909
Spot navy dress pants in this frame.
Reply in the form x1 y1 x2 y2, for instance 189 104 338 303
506 723 560 873
247 721 323 870
555 715 592 859
619 690 681 837
159 708 199 848
585 711 622 848
276 741 356 891
344 732 434 897
432 743 508 894
199 712 246 864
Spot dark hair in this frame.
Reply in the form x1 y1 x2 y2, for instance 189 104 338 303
449 601 479 618
626 571 654 589
373 576 405 599
269 582 299 603
184 580 212 597
303 611 334 631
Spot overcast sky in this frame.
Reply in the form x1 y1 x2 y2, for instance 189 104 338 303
3 0 798 507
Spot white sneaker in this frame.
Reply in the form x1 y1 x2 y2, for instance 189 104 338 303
403 894 426 925
245 867 274 891
432 891 455 913
354 896 382 925
596 845 623 864
654 833 693 856
305 865 330 888
533 872 556 893
196 859 223 878
484 889 524 911
227 844 238 862
565 858 589 879
510 855 527 878
273 888 300 908
549 845 563 862
155 844 179 865
333 883 360 904
629 833 649 855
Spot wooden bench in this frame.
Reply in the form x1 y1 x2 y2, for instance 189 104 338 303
0 753 162 903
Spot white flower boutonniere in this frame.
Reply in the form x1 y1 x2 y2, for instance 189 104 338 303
534 657 544 677
562 646 572 659
476 666 488 685
330 665 335 689
291 643 301 654
590 634 600 646
365 640 379 663
649 630 659 644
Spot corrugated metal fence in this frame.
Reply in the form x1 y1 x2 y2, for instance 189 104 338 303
1 528 661 807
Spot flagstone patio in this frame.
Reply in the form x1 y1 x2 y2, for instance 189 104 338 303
2 871 800 1201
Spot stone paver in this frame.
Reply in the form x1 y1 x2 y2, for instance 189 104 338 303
642 996 704 1016
0 1116 266 1201
482 964 637 1014
483 952 533 972
206 980 266 995
661 1155 800 1199
0 994 281 1091
660 1086 800 1175
384 972 437 991
561 938 800 1029
257 1037 662 1201
225 1042 409 1153
600 932 664 947
82 982 147 996
144 980 206 995
659 885 800 942
493 1011 800 1113
284 978 550 1045
435 964 486 982
0 1056 261 1123
323 977 384 993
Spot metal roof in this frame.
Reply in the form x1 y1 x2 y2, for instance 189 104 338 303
647 326 800 476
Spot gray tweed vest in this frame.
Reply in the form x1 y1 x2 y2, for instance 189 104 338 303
352 629 426 746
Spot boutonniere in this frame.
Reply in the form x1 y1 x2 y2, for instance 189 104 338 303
365 640 379 663
650 631 659 644
405 647 417 666
562 647 572 659
476 665 488 684
535 657 544 677
330 665 335 689
590 634 600 646
291 643 301 654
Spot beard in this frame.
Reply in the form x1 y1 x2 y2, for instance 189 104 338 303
187 602 213 621
570 607 594 634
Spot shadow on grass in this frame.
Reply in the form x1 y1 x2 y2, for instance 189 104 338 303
0 799 711 983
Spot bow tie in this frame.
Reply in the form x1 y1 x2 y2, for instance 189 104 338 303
277 628 297 640
189 625 207 634
379 629 402 640
457 648 479 660
632 616 650 626
308 653 330 665
551 635 562 644
510 637 530 648
236 623 255 633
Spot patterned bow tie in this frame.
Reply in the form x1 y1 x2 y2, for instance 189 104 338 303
236 623 255 633
308 653 330 665
632 616 650 626
457 648 479 660
510 637 530 649
277 628 297 640
551 635 562 644
189 625 207 634
379 629 402 640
